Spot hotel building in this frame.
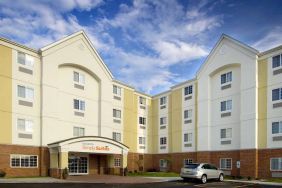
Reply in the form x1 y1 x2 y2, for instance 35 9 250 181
0 31 281 178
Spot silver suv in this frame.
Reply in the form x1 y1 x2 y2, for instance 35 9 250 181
180 163 224 184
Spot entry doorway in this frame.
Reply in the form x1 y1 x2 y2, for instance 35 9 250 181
68 156 88 175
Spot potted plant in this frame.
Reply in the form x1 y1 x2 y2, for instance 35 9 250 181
62 167 68 179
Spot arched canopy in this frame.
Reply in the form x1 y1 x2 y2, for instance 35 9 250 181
48 136 129 155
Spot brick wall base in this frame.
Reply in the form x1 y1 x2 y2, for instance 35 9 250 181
1 144 281 179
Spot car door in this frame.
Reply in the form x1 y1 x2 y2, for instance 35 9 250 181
202 164 212 179
209 164 219 178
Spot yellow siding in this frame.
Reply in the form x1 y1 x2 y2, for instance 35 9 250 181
146 98 153 153
59 152 68 169
170 89 182 153
258 59 268 149
50 153 59 168
0 45 12 144
151 98 159 153
123 89 138 152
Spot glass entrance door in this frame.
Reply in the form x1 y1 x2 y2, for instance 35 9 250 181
68 156 88 175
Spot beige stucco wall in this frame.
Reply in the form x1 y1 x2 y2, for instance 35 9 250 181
123 88 138 152
0 45 12 144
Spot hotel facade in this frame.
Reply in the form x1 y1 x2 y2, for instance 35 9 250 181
0 31 281 179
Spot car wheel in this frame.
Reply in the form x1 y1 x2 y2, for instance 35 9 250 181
201 174 207 184
182 177 189 182
218 173 224 182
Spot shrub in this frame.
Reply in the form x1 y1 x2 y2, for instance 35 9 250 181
62 167 68 179
0 170 6 178
247 176 252 181
146 168 157 172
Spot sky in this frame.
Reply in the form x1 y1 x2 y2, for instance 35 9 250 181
0 0 282 95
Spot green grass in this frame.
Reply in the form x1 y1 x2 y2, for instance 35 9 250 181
127 172 180 177
262 178 282 183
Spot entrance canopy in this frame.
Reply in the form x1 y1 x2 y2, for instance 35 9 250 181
48 136 129 154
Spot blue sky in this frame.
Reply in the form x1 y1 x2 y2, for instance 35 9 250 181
0 0 282 95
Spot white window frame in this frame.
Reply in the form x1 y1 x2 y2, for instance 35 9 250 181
272 121 282 135
113 85 121 96
272 88 282 102
139 137 146 145
184 109 192 120
139 117 146 125
17 85 34 102
184 85 193 96
220 128 232 140
73 127 85 137
221 100 232 112
113 109 121 119
221 71 232 85
139 96 146 105
113 132 121 142
184 133 192 143
160 137 167 145
73 99 85 111
272 54 282 69
160 96 167 106
17 51 34 69
17 118 33 133
10 154 38 168
114 158 121 167
73 71 85 85
220 158 232 170
160 117 167 125
270 158 282 171
159 159 167 168
183 159 193 166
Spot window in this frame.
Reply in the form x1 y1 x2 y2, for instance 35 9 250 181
17 51 34 68
271 158 282 171
10 155 38 168
160 117 167 125
221 72 232 84
184 133 192 142
184 85 193 95
139 96 146 105
73 99 85 111
184 159 193 166
139 117 146 125
160 137 167 145
113 109 121 119
272 55 281 68
114 158 121 167
113 132 121 142
220 158 232 170
139 137 146 145
184 109 192 119
272 122 282 134
272 88 282 101
113 85 121 96
17 119 33 133
160 96 167 105
159 159 167 168
220 128 232 139
73 127 85 137
73 71 85 85
221 100 232 111
17 85 34 101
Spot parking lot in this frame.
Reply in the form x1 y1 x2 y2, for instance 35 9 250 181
0 180 281 188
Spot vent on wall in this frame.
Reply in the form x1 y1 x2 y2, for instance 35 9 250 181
273 102 282 108
18 100 33 107
113 119 121 123
221 84 231 90
273 68 282 75
185 96 192 101
221 140 231 145
160 146 166 149
74 111 84 117
221 112 231 117
18 133 32 139
184 119 192 124
113 96 121 100
273 136 282 141
74 84 84 90
184 143 192 147
160 105 166 109
19 67 33 75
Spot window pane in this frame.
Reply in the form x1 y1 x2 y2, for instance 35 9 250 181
272 122 279 134
188 133 192 142
79 128 85 136
226 72 232 82
184 87 189 95
113 85 117 94
184 133 188 142
17 52 25 65
74 72 79 82
25 55 34 67
18 85 25 98
221 101 226 111
226 100 232 110
80 101 85 111
226 128 232 138
221 74 226 84
184 110 188 119
189 85 193 94
25 120 33 132
79 74 85 84
221 129 226 139
73 127 79 136
272 55 281 68
26 88 34 100
17 119 25 131
271 158 279 170
74 99 79 110
272 89 280 101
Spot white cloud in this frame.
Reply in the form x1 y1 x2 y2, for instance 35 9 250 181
252 27 282 51
0 0 222 94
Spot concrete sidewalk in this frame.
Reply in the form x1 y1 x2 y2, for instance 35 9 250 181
226 179 282 186
0 177 65 183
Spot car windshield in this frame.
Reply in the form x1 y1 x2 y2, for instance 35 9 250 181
184 164 200 169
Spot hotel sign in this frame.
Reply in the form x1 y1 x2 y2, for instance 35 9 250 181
82 143 110 152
